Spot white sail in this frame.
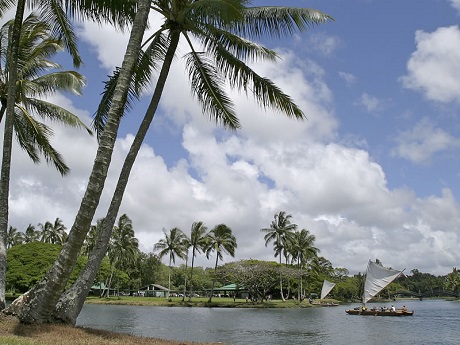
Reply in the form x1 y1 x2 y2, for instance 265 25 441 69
363 260 402 304
320 280 336 300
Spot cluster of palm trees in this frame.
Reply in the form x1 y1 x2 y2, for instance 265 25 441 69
154 222 236 303
6 218 68 247
0 0 332 323
261 211 319 301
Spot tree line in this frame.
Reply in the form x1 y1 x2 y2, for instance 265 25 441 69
6 212 459 304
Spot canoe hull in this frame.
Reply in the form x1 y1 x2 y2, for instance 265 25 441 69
345 309 414 316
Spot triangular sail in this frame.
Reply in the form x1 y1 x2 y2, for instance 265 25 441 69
320 280 336 300
363 260 402 304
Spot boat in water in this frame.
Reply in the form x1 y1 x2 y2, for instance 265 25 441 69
345 260 414 316
319 280 339 306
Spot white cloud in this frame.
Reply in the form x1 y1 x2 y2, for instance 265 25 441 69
338 71 356 85
449 0 460 12
356 93 382 113
308 32 341 57
391 117 460 163
400 26 460 104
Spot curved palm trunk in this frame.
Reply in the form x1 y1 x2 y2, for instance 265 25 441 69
52 31 180 325
0 0 26 311
188 248 196 302
207 256 219 303
4 0 151 323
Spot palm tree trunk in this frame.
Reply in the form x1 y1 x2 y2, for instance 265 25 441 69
182 251 188 302
208 256 219 303
0 0 26 311
188 249 196 302
4 0 151 323
279 256 285 302
52 30 181 324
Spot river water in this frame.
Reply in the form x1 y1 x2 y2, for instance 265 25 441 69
76 299 459 344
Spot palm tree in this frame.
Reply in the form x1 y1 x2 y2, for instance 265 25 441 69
260 211 297 301
205 224 237 303
106 214 139 298
0 12 88 310
7 0 151 323
6 226 23 248
154 227 188 300
39 218 68 245
288 229 318 302
22 224 40 243
82 219 104 257
188 221 208 301
60 0 331 319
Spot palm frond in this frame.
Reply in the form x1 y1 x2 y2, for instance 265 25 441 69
184 46 239 129
185 0 246 26
24 70 85 98
39 1 82 67
14 104 70 175
93 32 169 138
24 98 92 134
234 7 333 39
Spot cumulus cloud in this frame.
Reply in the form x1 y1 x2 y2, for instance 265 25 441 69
338 71 356 85
449 0 460 12
356 93 382 113
400 26 460 104
391 117 460 163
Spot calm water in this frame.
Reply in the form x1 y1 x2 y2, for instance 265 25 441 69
76 300 459 344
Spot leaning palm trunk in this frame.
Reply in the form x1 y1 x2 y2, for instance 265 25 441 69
52 32 180 325
4 0 151 323
0 0 26 311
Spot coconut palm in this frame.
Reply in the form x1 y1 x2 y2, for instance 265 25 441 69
6 226 23 248
7 0 151 323
105 214 139 297
260 211 297 301
154 227 188 300
287 229 318 301
39 218 68 245
82 219 104 257
22 224 40 243
205 224 237 303
188 221 208 301
63 0 331 316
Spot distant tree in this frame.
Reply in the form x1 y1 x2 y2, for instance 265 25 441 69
287 229 318 301
445 268 460 293
188 221 208 301
154 227 188 299
22 224 40 243
6 226 23 248
82 219 104 257
39 218 67 245
260 211 297 301
205 224 237 303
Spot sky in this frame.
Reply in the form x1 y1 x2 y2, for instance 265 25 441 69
2 0 460 276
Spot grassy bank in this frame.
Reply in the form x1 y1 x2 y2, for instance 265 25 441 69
0 314 222 345
84 296 323 308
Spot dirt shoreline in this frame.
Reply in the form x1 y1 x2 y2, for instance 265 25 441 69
0 314 223 345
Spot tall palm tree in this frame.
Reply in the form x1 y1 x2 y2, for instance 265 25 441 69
0 12 88 309
260 211 297 301
6 226 23 248
7 0 152 323
188 221 208 301
288 229 318 301
22 224 40 243
39 218 68 245
205 224 237 303
154 227 188 300
59 0 332 321
106 214 139 297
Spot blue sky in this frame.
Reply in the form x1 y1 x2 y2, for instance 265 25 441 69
3 0 460 275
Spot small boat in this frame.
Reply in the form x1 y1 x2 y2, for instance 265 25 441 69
319 280 339 306
345 260 414 316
